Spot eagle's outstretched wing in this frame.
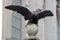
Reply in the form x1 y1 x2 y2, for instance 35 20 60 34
37 10 53 19
5 5 33 20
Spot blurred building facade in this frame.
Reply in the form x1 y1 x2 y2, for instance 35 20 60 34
2 0 22 40
2 0 60 40
56 0 60 40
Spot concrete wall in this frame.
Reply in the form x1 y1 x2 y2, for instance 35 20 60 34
2 0 12 40
44 0 58 40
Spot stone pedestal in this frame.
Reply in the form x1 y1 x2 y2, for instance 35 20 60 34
25 24 39 40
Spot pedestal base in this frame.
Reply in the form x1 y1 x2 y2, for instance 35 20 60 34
25 36 39 40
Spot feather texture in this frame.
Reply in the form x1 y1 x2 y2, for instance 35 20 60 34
5 5 53 24
5 5 33 20
37 10 53 19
